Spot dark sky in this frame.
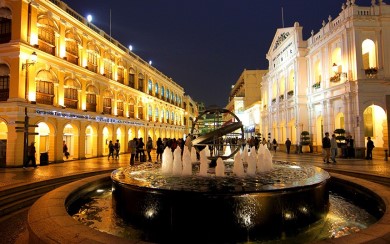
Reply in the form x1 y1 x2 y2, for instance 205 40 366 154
63 0 346 107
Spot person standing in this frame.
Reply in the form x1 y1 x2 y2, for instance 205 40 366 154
346 135 354 158
24 142 37 169
114 139 120 159
330 134 338 163
322 132 331 164
137 137 145 161
146 136 153 162
128 137 137 165
366 137 375 160
63 140 69 159
272 139 278 153
108 140 114 159
285 138 291 154
156 137 163 162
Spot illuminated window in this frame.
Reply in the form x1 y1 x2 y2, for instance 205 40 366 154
138 73 144 92
362 39 377 72
128 68 135 88
128 99 135 118
0 8 12 44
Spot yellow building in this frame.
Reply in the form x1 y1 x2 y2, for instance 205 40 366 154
0 0 186 166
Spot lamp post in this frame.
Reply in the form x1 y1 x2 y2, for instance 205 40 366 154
22 52 37 102
18 52 38 166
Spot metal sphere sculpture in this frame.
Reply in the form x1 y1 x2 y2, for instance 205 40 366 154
190 108 244 160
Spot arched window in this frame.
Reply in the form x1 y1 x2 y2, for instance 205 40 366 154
148 104 152 121
117 60 124 84
64 79 81 109
103 90 113 114
86 42 99 73
362 39 377 75
128 98 135 118
288 70 294 95
104 52 114 79
117 94 125 117
36 70 56 105
314 60 322 83
279 77 285 100
37 16 58 55
0 8 12 44
138 73 144 92
161 86 165 100
155 83 159 97
86 85 98 112
128 68 135 88
148 80 153 94
65 29 81 65
0 64 10 101
138 101 144 119
155 107 159 122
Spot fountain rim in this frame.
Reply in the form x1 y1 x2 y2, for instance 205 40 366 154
26 172 390 244
111 161 331 194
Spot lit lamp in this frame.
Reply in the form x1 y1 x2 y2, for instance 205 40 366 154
22 52 37 102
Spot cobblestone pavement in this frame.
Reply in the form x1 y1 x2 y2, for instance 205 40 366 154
1 150 390 191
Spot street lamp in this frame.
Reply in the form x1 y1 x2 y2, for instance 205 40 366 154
22 52 37 102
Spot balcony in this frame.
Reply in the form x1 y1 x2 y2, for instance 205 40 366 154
36 93 54 105
86 103 96 112
64 98 78 109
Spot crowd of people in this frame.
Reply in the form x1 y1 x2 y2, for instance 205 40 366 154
104 132 377 166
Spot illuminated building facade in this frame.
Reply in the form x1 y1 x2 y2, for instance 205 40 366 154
183 95 199 136
225 69 266 139
262 0 390 155
0 0 186 166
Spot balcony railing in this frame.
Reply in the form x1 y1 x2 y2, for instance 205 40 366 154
36 93 54 105
64 98 78 109
86 103 96 112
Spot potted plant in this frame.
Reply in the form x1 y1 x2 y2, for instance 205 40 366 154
334 128 347 157
333 128 346 147
300 131 311 153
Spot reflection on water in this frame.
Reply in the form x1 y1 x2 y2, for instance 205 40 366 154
72 189 376 243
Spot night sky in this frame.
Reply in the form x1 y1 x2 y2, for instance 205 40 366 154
63 0 347 107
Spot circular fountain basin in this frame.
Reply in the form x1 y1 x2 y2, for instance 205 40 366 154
111 161 330 243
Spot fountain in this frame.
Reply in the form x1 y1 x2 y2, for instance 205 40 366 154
111 144 330 243
26 111 388 244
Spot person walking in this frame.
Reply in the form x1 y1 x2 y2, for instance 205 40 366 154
128 137 137 165
156 137 163 162
108 140 114 159
285 138 291 154
330 134 338 163
366 137 375 160
322 132 331 164
24 142 37 169
146 136 153 162
272 139 278 153
114 139 120 159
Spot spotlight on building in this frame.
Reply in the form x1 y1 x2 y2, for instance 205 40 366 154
128 45 133 51
149 60 152 66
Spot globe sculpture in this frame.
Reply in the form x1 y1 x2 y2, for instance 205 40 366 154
190 107 245 160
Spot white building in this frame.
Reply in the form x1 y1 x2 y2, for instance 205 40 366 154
262 0 390 156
